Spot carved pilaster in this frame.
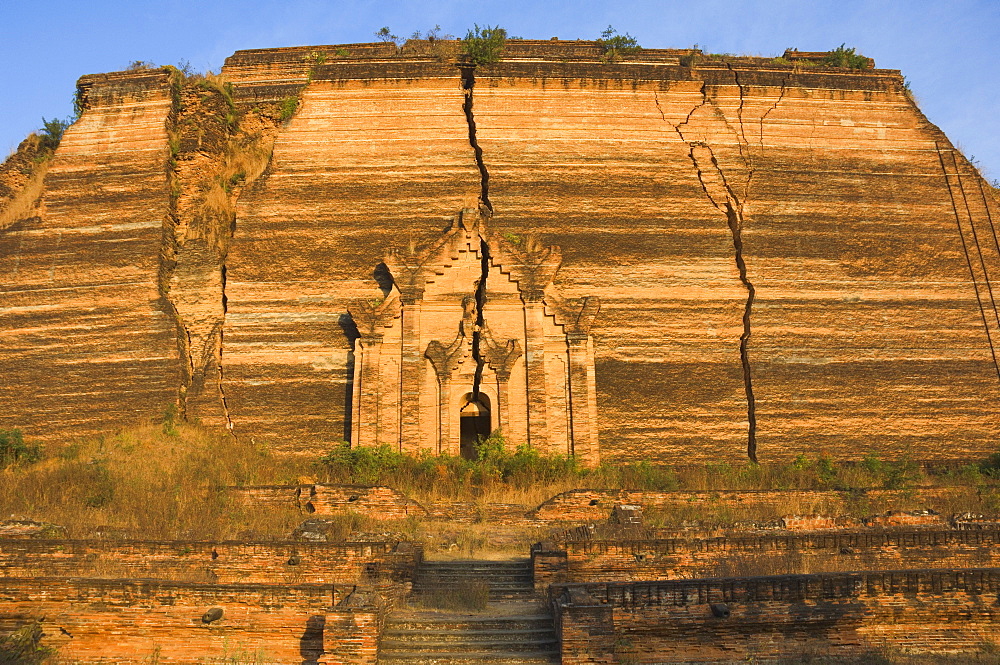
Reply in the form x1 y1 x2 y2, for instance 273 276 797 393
480 323 523 438
546 295 602 465
347 293 401 446
425 326 469 456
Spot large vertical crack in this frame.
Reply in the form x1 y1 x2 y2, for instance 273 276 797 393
461 66 493 215
160 69 287 437
657 80 759 461
460 65 494 413
725 202 757 462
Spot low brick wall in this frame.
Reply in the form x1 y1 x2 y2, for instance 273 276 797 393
553 568 1000 663
529 488 966 523
233 484 428 519
321 607 379 665
534 529 1000 588
319 588 397 665
0 539 421 585
0 577 331 663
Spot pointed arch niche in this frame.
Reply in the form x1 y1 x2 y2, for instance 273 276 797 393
347 209 601 467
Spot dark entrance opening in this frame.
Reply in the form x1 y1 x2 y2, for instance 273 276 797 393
459 393 491 460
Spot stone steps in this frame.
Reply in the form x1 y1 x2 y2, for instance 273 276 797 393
379 618 559 664
378 653 559 664
410 559 536 600
380 559 559 664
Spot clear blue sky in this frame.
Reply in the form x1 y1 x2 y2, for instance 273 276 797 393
2 0 998 180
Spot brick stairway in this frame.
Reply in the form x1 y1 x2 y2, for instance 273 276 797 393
378 559 559 664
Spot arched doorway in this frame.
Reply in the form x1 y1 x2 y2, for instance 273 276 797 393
459 392 491 460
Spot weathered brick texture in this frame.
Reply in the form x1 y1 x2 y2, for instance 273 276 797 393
233 484 428 519
320 607 380 665
535 529 1000 586
0 578 331 663
554 568 1000 663
0 539 419 585
529 487 966 523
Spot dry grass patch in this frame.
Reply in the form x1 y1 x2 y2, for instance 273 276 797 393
416 579 490 612
0 423 313 540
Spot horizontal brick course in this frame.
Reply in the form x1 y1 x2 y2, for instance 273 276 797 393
535 529 1000 587
0 538 420 585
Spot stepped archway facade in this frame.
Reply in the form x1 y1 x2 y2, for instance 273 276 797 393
348 209 600 465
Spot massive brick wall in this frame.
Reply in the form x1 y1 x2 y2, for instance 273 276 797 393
0 70 180 441
555 568 1000 663
471 58 1000 464
2 42 998 464
222 57 482 451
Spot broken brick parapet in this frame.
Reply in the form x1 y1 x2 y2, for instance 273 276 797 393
320 587 398 665
536 529 1000 585
0 538 420 585
529 487 966 523
320 607 380 665
231 484 428 519
555 597 615 665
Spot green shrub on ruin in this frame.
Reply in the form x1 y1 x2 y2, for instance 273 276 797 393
0 428 41 469
0 621 55 664
278 96 300 121
38 117 71 151
596 25 641 62
823 44 871 70
319 431 578 493
461 24 507 66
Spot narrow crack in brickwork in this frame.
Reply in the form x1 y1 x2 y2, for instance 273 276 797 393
954 158 1000 333
660 83 758 461
974 169 1000 272
758 73 790 157
461 66 493 215
727 64 755 190
937 143 1000 383
218 266 236 434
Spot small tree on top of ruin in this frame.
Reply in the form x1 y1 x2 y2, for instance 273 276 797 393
461 24 507 66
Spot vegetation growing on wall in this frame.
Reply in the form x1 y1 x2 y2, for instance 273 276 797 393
0 621 54 664
823 43 872 69
5 421 1000 542
596 25 641 62
375 26 402 47
461 24 507 66
0 429 41 470
0 111 76 231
